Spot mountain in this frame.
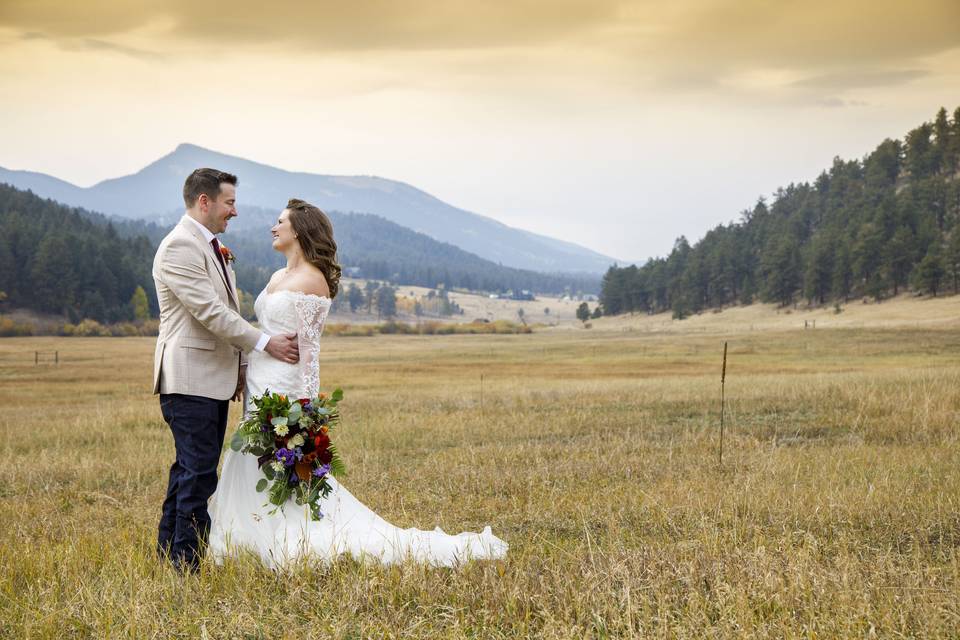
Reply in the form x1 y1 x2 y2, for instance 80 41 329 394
599 105 960 317
0 143 616 274
0 180 598 319
217 205 601 296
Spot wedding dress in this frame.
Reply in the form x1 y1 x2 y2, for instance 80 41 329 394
208 289 508 568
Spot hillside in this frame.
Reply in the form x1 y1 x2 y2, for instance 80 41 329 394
217 205 599 296
578 292 960 334
0 182 598 325
0 143 616 274
600 106 960 317
0 184 156 322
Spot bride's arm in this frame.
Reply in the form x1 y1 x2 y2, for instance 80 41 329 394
293 294 331 398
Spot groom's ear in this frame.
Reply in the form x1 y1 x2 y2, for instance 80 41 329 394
197 193 209 212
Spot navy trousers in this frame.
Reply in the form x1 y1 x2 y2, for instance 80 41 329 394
157 393 229 571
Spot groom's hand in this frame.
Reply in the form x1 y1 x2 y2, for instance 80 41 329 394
232 367 246 402
265 333 299 364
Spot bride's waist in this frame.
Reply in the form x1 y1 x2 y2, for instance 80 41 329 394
247 352 302 389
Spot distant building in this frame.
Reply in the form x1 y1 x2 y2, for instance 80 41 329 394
509 290 536 301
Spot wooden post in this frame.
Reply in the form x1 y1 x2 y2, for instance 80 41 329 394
35 351 38 365
55 351 59 365
719 341 728 466
480 373 485 418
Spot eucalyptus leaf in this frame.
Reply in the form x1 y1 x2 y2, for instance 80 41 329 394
271 415 288 427
230 432 244 452
256 479 268 492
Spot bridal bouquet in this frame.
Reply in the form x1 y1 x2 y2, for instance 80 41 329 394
230 388 346 520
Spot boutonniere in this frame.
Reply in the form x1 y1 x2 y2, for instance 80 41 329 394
219 244 236 264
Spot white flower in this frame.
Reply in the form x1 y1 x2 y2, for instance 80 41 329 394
274 423 289 437
271 461 285 473
289 433 305 448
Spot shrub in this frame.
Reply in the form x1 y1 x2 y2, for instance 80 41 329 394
0 316 34 337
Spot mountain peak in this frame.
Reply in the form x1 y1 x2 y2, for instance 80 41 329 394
0 145 617 273
173 142 208 153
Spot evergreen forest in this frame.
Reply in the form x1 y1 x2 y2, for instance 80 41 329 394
600 106 960 318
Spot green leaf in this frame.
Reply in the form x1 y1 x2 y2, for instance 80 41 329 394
256 479 268 492
331 388 344 402
271 415 288 427
230 432 244 452
263 465 275 480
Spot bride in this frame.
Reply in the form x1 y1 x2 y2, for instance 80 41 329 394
208 198 508 568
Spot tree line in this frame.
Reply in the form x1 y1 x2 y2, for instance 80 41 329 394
0 184 157 323
600 106 960 318
219 208 601 298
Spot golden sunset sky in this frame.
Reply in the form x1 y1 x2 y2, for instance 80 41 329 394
1 1 958 260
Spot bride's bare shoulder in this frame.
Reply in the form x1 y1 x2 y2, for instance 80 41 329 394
287 268 330 299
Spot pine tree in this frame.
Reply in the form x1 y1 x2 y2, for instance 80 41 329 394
576 302 590 324
347 284 364 312
914 246 946 296
375 285 397 319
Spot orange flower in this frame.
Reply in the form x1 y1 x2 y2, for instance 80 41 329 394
318 392 327 400
295 461 312 481
320 425 328 435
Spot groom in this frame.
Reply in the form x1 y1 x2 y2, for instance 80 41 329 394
152 168 299 572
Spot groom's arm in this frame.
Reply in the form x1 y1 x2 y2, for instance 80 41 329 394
157 237 264 353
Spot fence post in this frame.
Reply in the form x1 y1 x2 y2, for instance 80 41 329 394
35 351 38 365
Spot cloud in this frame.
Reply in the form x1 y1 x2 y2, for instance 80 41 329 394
1 0 957 95
0 0 624 51
792 69 928 91
16 30 163 60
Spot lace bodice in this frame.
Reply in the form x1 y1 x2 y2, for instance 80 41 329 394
246 289 331 405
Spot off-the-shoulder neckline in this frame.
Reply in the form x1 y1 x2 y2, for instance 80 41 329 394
262 289 332 302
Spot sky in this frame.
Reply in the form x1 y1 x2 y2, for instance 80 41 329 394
1 1 958 263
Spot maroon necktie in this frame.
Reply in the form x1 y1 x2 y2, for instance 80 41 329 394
210 238 231 291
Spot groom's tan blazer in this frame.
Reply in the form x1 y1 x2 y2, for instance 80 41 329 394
152 215 262 400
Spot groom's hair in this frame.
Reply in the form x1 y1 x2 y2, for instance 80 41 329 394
183 168 238 207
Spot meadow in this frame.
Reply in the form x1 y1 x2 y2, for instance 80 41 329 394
0 319 958 638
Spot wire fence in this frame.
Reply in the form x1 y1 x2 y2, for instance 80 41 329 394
0 350 114 365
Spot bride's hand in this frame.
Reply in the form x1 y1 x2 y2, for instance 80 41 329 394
265 333 300 364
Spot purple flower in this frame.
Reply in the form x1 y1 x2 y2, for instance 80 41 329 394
294 447 304 461
276 448 296 467
313 463 331 478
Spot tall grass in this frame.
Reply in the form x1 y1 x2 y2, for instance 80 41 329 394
0 328 958 637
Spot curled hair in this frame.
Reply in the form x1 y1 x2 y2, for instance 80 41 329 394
286 198 341 298
183 168 237 207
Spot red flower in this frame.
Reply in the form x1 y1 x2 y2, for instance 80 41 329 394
314 433 330 450
219 244 236 263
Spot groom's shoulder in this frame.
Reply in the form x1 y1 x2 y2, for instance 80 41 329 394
157 220 193 250
154 221 199 264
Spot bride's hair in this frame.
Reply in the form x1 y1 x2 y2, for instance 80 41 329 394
286 198 342 298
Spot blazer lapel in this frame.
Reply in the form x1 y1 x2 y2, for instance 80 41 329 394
179 216 238 308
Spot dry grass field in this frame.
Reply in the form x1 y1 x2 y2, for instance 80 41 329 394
1 316 959 637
